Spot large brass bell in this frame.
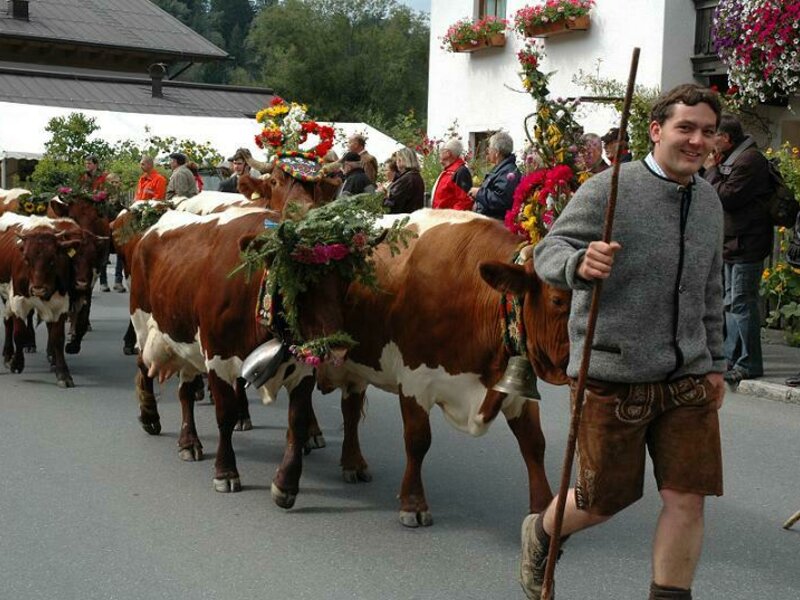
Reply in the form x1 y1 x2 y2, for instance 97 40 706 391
493 355 541 400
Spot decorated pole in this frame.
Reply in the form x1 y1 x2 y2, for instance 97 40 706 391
540 46 640 600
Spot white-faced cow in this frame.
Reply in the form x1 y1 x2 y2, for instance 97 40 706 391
278 209 571 526
0 213 103 387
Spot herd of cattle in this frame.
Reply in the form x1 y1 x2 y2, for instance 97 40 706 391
0 167 572 528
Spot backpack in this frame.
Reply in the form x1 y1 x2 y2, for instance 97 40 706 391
764 157 799 228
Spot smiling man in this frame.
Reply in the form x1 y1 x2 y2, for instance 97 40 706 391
524 84 726 600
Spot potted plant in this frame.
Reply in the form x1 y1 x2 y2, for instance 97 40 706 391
441 16 508 53
513 0 594 39
713 0 800 108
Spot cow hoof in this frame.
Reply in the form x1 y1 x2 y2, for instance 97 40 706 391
342 468 372 484
64 341 81 355
213 476 241 493
23 345 36 354
270 482 297 509
303 434 326 455
138 417 161 436
234 418 252 432
399 510 433 528
57 376 75 388
122 345 137 356
178 446 203 462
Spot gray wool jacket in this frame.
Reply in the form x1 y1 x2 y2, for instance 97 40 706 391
534 161 726 383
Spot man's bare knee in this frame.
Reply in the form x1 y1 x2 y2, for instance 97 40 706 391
660 489 705 519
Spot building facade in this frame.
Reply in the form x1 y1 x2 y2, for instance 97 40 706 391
427 0 798 155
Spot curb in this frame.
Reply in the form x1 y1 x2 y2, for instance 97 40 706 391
736 380 800 405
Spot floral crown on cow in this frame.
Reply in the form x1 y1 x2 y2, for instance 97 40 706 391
16 192 49 216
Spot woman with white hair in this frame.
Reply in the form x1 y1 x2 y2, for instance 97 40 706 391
432 138 473 210
469 131 521 220
385 146 425 214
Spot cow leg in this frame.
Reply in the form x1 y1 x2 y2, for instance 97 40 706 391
271 374 315 509
341 390 371 483
505 400 553 514
208 370 241 493
304 401 326 453
122 319 137 355
47 314 74 388
65 300 90 355
4 317 17 369
233 377 253 431
136 355 161 435
177 375 203 462
9 316 27 373
23 312 36 353
398 393 433 527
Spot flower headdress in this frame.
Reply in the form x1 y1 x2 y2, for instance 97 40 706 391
254 97 335 160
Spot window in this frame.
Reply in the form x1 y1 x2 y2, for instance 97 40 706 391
478 0 506 19
693 0 718 56
471 131 494 160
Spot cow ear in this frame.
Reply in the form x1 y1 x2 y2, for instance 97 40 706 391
49 198 69 217
480 261 537 296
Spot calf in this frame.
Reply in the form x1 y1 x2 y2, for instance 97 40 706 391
0 213 102 387
282 210 571 526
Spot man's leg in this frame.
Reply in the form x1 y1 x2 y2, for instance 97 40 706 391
722 263 740 370
542 489 610 536
651 489 705 596
727 261 764 378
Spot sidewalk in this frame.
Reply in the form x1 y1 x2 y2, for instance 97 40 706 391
735 328 800 405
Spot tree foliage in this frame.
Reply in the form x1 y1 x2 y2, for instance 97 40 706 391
244 0 429 127
150 0 430 130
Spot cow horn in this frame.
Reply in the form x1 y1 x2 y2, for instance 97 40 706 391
519 244 534 262
246 156 272 173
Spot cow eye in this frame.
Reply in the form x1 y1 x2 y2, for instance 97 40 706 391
552 297 565 307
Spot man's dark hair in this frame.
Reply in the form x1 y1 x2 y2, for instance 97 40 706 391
601 127 629 145
717 113 745 145
169 152 187 165
342 151 361 163
232 147 252 162
650 83 722 126
84 154 99 165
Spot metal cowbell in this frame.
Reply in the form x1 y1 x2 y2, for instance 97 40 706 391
241 339 287 389
492 355 541 400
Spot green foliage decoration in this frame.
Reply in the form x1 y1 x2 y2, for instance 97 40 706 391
112 201 175 247
572 69 661 160
234 193 414 345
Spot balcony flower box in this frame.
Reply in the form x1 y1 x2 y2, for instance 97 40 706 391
523 13 590 38
452 33 507 53
514 1 594 39
442 16 508 54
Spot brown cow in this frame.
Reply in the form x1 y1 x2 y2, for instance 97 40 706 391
48 196 113 355
0 188 33 215
276 209 571 526
128 173 348 487
0 213 102 387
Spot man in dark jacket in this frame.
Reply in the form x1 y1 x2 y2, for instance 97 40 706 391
470 131 520 219
339 151 375 197
704 114 773 384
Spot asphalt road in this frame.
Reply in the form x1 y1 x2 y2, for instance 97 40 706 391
1 289 798 600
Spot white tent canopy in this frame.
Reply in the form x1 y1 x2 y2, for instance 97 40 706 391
0 100 405 178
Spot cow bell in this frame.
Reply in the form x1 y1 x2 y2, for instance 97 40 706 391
241 339 287 389
492 356 540 400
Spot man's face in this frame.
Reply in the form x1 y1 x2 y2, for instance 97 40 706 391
85 160 97 174
140 159 153 173
439 149 454 168
347 137 362 153
714 132 734 154
169 158 179 170
650 102 717 184
232 159 246 176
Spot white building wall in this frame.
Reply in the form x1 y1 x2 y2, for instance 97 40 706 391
428 0 701 154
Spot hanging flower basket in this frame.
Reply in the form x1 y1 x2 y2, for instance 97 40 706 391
452 33 507 53
523 13 590 38
713 0 800 108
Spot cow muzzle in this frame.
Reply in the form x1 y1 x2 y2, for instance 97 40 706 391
29 285 49 298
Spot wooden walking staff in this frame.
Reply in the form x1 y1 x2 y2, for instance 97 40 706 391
540 46 641 600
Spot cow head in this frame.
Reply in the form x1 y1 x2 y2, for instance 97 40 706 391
15 231 73 299
480 253 571 385
65 230 106 293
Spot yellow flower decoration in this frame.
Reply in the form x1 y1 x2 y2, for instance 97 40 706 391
762 268 771 280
